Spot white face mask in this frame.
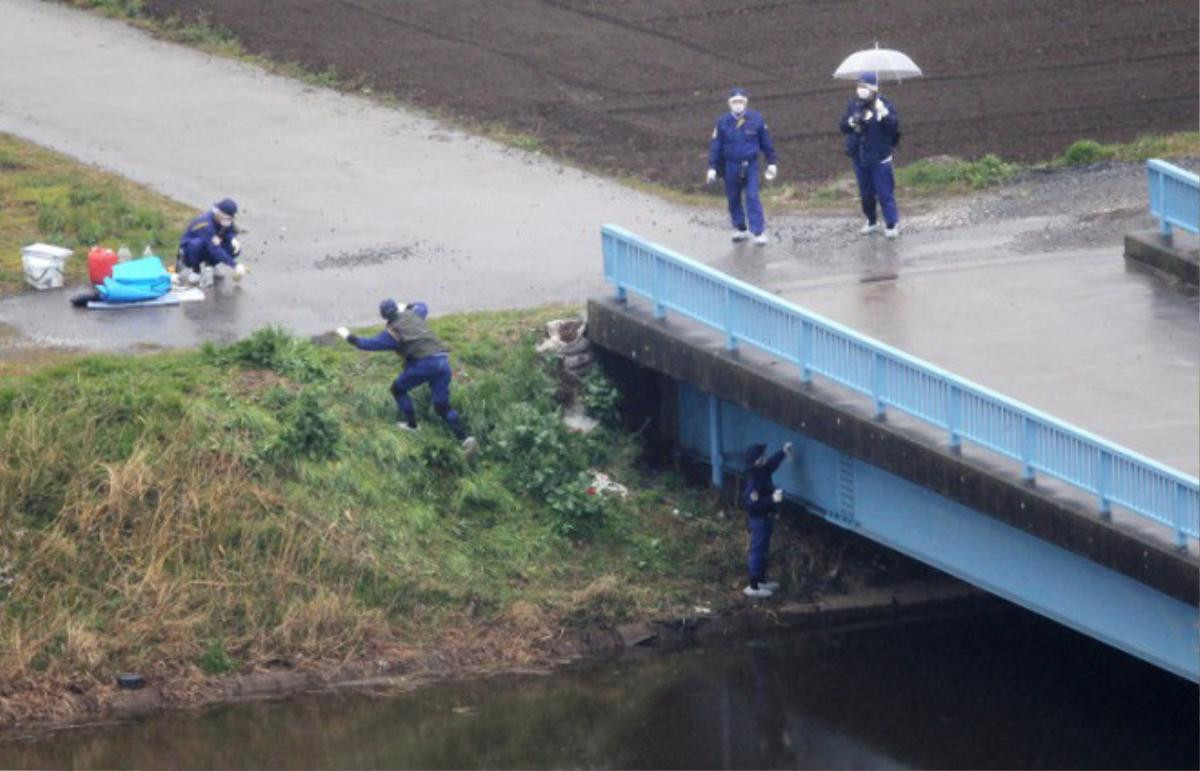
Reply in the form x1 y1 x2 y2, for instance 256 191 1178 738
856 86 873 100
729 99 747 116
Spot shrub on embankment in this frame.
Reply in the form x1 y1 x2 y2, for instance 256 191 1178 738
0 310 749 719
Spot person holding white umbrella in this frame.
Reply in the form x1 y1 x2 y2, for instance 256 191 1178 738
840 72 902 238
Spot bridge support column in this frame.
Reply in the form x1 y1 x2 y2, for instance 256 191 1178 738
707 393 722 488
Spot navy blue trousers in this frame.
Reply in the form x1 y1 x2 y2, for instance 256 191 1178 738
391 354 465 438
723 159 765 235
853 159 899 227
746 514 773 584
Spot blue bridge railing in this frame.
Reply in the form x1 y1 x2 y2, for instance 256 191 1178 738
601 223 1200 547
1147 158 1200 237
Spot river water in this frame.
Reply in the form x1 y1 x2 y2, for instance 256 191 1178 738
5 606 1196 769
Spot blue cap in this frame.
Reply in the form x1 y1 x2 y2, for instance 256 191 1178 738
744 443 767 466
379 298 399 320
728 87 748 100
405 301 429 320
215 198 238 216
857 72 878 87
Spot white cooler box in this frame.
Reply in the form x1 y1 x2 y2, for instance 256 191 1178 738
21 243 74 289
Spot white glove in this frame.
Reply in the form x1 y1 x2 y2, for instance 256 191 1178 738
862 110 874 122
231 237 241 257
847 115 858 128
749 490 759 503
764 164 777 181
336 326 351 340
783 441 794 455
771 488 784 503
233 263 247 281
874 99 889 119
186 270 201 286
705 168 717 184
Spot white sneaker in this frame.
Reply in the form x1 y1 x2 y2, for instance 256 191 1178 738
396 422 419 432
752 232 768 246
859 222 880 235
731 229 750 242
743 585 773 598
461 436 479 457
760 581 780 591
884 224 900 239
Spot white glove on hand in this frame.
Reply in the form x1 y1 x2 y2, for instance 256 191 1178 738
705 168 717 184
874 99 889 119
749 490 759 503
847 115 858 128
783 441 794 455
231 237 241 257
764 164 778 181
233 263 247 281
336 326 351 340
862 110 874 122
771 488 784 503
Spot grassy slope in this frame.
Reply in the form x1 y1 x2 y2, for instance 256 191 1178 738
0 311 768 722
0 132 192 294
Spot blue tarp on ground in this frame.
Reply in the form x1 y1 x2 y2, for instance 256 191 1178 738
96 256 171 302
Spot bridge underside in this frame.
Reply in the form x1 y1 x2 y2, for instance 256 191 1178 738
589 297 1200 682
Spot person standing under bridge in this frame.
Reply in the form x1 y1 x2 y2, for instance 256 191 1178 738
742 441 793 598
706 87 779 245
840 73 902 238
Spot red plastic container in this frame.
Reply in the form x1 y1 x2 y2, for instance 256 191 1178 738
87 246 118 285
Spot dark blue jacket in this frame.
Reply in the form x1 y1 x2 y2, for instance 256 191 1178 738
708 109 778 169
742 450 787 517
839 96 899 166
178 211 238 268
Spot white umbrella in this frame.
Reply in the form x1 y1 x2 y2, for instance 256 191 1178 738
834 43 923 82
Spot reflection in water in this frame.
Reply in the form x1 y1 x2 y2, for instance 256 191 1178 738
5 607 1196 769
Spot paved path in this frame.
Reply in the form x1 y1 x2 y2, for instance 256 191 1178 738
0 1 1196 478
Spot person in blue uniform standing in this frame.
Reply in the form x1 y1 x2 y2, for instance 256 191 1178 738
707 87 779 245
177 198 246 284
839 73 902 238
741 440 793 598
337 299 478 455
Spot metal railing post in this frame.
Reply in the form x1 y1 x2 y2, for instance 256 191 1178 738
1159 171 1171 237
723 286 737 351
1022 416 1036 482
1097 450 1112 519
872 350 886 419
651 253 665 319
947 382 962 450
1174 482 1188 551
799 319 813 383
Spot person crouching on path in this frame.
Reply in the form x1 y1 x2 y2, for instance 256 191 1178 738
337 299 478 455
706 87 779 245
839 72 902 238
177 198 247 284
742 441 793 598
